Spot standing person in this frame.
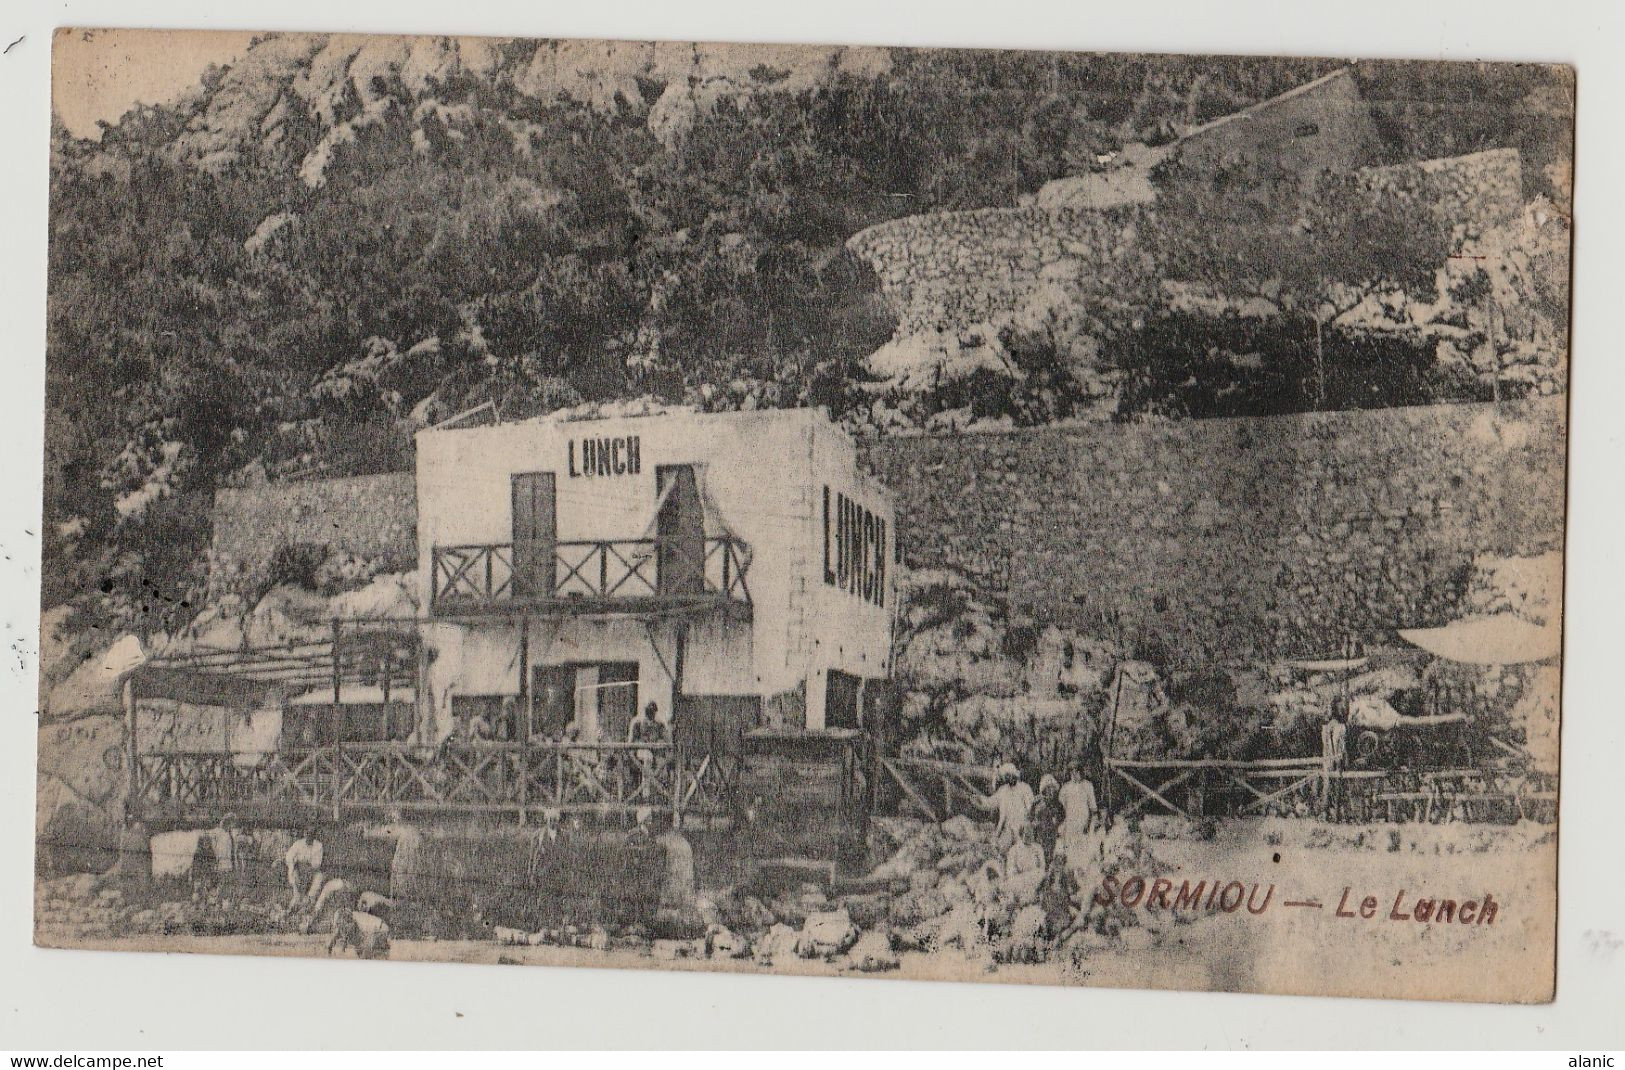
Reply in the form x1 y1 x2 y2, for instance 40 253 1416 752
283 828 324 907
627 701 666 745
1058 761 1100 874
627 702 666 797
974 763 1035 851
527 808 564 885
654 815 703 939
496 697 518 743
1029 775 1066 863
1320 704 1348 819
385 811 425 903
193 813 242 898
1038 845 1082 941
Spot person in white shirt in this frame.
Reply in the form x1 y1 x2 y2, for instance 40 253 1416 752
1321 706 1349 818
1004 823 1046 879
974 763 1034 850
1057 761 1100 872
302 875 359 934
357 890 395 917
329 908 391 959
283 830 323 906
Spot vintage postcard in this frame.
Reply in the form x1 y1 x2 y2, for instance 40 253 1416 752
38 29 1570 1003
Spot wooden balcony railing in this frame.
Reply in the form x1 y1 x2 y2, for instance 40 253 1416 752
431 536 751 616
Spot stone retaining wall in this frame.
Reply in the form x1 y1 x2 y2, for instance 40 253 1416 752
847 148 1527 345
205 398 1564 666
846 205 1149 339
208 472 417 600
861 397 1565 664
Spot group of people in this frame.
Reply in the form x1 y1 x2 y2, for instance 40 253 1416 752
281 826 399 959
968 760 1105 957
452 700 673 748
976 761 1102 867
519 803 701 939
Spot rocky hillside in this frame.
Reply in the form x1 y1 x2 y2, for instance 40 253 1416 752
45 36 1571 637
152 36 893 178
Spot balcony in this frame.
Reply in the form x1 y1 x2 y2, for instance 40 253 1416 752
430 536 752 619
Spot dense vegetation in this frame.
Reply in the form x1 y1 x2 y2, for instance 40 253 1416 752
44 42 1570 629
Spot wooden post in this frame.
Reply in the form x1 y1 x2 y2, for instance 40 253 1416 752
1103 668 1124 826
518 742 528 827
123 676 138 821
331 619 342 706
1320 724 1330 820
518 616 530 733
518 616 530 826
415 640 431 746
1313 316 1325 409
1490 291 1502 404
671 742 683 831
672 621 688 705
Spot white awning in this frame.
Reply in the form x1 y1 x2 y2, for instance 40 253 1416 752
1398 613 1561 666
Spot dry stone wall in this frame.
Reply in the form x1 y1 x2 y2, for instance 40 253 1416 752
209 472 417 600
846 205 1149 339
848 148 1528 350
862 397 1565 666
1359 148 1525 250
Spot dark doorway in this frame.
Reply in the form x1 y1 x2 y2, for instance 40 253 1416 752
826 669 862 730
594 662 641 742
530 662 640 742
511 472 557 597
656 465 705 596
530 665 575 739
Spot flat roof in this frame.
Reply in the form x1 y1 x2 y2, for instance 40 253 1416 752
418 403 838 441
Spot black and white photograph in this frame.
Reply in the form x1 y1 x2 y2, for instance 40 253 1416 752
29 24 1576 1015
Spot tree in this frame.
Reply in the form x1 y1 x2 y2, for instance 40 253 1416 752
1151 160 1455 408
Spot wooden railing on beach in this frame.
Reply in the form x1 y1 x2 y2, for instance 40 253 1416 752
132 741 739 826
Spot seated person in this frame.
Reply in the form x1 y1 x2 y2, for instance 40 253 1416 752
302 874 359 934
1001 824 1048 906
357 890 395 919
329 909 391 960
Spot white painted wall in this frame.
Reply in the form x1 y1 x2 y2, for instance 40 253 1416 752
803 418 898 729
414 408 893 734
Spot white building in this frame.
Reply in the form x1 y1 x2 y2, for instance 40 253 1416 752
414 407 897 747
